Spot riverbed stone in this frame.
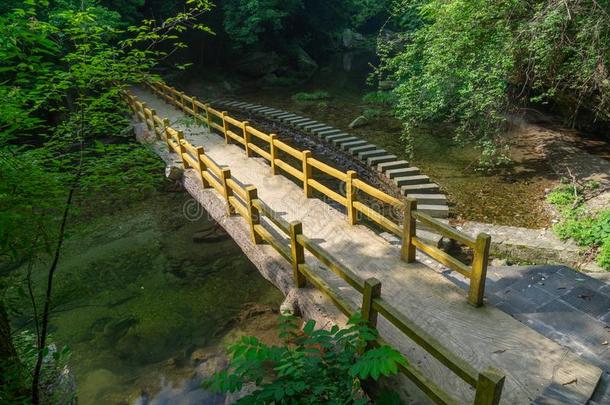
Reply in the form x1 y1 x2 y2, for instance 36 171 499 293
348 115 368 129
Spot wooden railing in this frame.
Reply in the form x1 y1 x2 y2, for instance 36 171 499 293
124 88 505 405
142 81 492 308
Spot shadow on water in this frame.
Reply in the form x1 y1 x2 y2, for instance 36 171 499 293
17 191 283 404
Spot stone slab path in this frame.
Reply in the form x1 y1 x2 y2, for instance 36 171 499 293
133 88 603 404
446 264 610 404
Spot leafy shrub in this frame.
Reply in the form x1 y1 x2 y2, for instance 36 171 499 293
205 314 407 403
292 91 330 102
363 108 384 120
362 91 396 106
547 184 610 269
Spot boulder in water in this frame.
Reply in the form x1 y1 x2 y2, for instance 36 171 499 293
349 115 368 129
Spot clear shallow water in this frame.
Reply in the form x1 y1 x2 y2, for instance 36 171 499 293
18 191 283 404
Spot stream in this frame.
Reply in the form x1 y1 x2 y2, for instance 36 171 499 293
15 191 283 404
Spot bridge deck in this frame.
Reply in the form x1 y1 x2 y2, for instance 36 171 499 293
133 88 602 404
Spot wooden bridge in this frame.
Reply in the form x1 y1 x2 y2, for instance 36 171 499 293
124 82 603 404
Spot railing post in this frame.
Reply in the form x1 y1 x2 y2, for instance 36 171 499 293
245 186 262 244
163 118 171 149
242 121 251 157
269 134 278 175
401 197 417 262
192 96 198 122
221 111 229 144
220 168 234 215
289 221 306 288
474 368 505 405
149 109 157 136
179 91 186 112
139 102 147 123
196 146 210 189
346 170 357 225
204 104 211 130
361 277 381 329
468 233 491 307
176 130 189 169
302 150 312 198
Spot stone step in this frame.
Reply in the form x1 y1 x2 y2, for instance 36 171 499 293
340 140 367 151
358 149 387 160
377 160 410 173
368 155 398 166
408 194 447 205
304 123 329 132
331 136 359 146
400 183 440 195
312 127 337 136
255 107 275 113
348 144 377 154
394 175 431 187
308 125 334 134
325 133 352 142
276 113 296 119
316 129 342 137
418 204 449 218
267 111 288 118
223 101 241 107
286 117 309 124
384 167 420 179
320 131 348 140
295 120 319 128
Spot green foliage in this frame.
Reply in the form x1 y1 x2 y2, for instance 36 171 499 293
0 329 71 404
291 91 330 102
362 91 396 106
381 0 610 166
0 1 211 400
363 108 384 120
222 0 303 46
547 184 610 269
205 314 407 404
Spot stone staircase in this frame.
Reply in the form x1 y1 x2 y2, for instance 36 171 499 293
212 100 449 219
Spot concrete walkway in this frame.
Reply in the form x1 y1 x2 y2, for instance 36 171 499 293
133 88 603 404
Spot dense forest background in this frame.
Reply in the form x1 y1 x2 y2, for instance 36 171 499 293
1 0 608 403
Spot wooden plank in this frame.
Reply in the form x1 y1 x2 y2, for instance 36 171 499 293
228 195 249 218
226 178 247 200
412 237 471 278
413 211 476 248
252 199 290 234
298 263 357 317
226 129 246 145
202 171 224 195
307 178 347 206
353 178 403 207
353 201 401 236
254 224 291 261
296 234 365 293
274 159 304 181
273 138 303 160
224 114 243 127
183 153 198 169
200 154 222 177
247 142 271 161
307 157 346 180
373 298 479 387
247 126 271 142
